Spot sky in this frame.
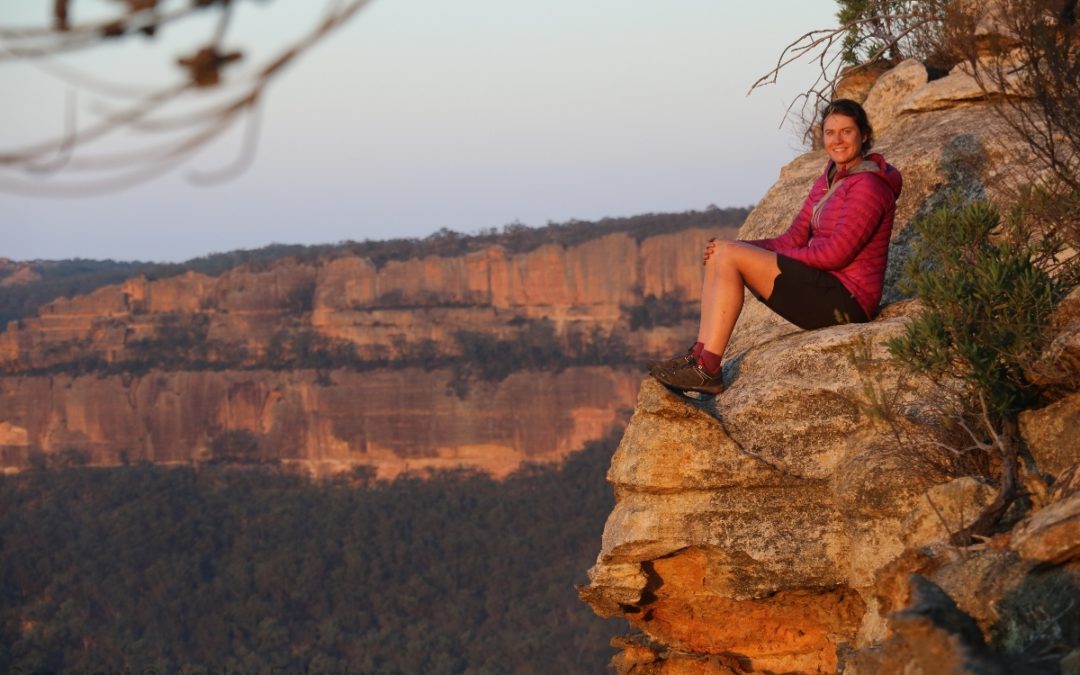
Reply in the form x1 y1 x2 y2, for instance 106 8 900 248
1 0 840 263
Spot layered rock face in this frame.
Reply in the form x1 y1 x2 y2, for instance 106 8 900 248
580 57 1080 673
583 318 1080 673
582 309 950 673
0 367 638 478
0 227 737 475
0 229 724 370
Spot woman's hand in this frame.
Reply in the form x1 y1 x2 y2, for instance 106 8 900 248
703 237 716 266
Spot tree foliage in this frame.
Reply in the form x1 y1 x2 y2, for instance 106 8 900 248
0 435 624 673
0 1 374 194
834 0 954 68
886 196 1061 421
885 195 1072 544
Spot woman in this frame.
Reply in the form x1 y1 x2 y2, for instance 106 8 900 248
651 99 903 394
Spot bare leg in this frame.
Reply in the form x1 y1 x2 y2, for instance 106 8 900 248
696 240 781 358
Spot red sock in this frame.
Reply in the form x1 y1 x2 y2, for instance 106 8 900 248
691 342 704 358
698 349 723 376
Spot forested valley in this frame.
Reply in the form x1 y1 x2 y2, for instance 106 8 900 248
0 434 623 674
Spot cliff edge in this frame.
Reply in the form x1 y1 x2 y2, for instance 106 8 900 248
579 57 1080 673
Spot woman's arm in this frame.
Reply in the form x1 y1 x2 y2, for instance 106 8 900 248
770 175 891 270
741 188 817 252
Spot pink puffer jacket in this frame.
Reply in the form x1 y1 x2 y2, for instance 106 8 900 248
745 153 903 319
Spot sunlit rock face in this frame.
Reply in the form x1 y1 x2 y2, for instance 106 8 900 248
580 312 948 674
0 224 741 475
580 54 1080 674
0 367 639 478
0 229 725 371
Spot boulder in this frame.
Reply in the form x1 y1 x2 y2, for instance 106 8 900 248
902 477 999 549
843 576 1009 675
580 314 959 672
1020 393 1080 480
1012 490 1080 564
863 59 929 134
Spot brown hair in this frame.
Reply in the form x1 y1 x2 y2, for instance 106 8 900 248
820 99 874 153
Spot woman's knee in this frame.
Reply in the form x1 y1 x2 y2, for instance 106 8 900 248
704 240 740 273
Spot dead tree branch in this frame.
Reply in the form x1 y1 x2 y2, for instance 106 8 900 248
0 0 374 196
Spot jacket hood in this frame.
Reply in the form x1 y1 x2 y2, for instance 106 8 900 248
835 152 903 198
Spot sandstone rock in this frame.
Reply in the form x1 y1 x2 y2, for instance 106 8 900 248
967 0 1018 46
0 223 750 473
609 634 747 675
873 547 943 618
1050 464 1080 504
928 548 1080 666
1012 490 1080 564
863 59 929 134
843 576 1009 675
721 304 936 482
0 227 734 374
607 379 797 493
0 366 638 477
848 547 1080 672
834 62 893 103
898 62 990 113
834 439 946 591
902 477 999 549
578 563 648 619
1028 286 1080 389
635 548 863 674
1020 393 1080 479
582 306 979 669
0 263 42 287
580 373 867 671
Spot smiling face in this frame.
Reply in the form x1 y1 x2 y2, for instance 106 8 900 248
823 113 866 170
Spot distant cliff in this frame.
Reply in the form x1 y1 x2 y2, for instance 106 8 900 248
0 217 741 476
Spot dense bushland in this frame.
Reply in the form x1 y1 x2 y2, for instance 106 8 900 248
0 435 623 674
12 317 642 388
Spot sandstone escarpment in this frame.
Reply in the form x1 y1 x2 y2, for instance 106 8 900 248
0 366 638 478
0 228 727 371
582 313 1080 673
580 56 1080 673
0 225 739 475
581 308 957 673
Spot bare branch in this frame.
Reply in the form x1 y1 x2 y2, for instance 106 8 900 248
0 0 375 195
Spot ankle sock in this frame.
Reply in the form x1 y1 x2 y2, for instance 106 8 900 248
698 349 723 376
691 342 705 358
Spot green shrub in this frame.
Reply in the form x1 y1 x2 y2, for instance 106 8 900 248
884 194 1072 542
886 196 1060 422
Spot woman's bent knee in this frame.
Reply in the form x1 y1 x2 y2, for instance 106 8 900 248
704 240 738 269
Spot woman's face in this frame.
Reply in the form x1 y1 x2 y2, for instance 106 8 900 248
823 113 866 169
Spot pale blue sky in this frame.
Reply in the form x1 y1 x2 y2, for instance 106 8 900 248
1 1 839 262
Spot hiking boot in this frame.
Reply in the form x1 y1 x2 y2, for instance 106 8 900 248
646 348 695 375
650 361 725 395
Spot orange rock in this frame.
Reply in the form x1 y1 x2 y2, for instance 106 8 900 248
0 367 638 476
631 548 864 674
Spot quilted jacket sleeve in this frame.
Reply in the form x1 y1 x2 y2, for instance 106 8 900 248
742 174 826 252
769 174 891 270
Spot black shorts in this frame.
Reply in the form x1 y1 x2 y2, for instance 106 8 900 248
761 254 868 330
